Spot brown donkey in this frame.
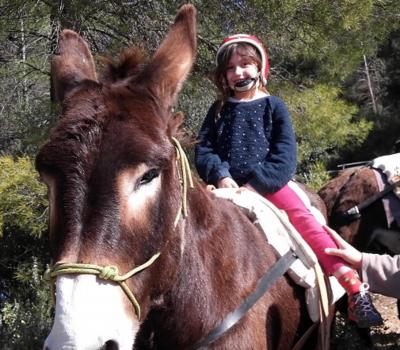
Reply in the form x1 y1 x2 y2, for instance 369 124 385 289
319 166 400 255
38 5 314 350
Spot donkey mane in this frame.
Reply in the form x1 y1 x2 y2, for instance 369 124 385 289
100 47 148 83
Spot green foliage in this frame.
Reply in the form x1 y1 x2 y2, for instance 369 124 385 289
0 258 52 350
0 156 47 236
0 156 51 349
299 161 332 191
340 30 400 161
0 0 54 154
248 0 400 83
275 83 373 175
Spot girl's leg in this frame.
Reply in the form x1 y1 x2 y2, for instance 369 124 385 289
264 184 383 327
264 184 343 274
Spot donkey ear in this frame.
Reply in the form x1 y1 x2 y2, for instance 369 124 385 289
139 5 197 112
51 30 98 102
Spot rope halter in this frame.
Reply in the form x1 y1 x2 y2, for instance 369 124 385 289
44 137 192 320
44 253 160 320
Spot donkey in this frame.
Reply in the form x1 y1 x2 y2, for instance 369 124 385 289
319 167 400 255
38 5 315 350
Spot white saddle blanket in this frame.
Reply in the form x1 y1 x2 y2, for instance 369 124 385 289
372 152 400 182
212 183 345 322
372 153 400 198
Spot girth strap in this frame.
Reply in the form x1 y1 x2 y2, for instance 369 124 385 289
188 250 297 350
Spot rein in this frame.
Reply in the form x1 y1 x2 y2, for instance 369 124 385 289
44 138 192 320
188 250 297 350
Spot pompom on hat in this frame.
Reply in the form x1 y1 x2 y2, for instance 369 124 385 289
216 34 269 85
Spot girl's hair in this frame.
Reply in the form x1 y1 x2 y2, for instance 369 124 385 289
213 43 268 118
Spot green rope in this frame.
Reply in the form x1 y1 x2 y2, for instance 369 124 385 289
171 137 194 226
44 252 160 320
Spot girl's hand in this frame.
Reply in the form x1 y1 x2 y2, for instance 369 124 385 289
324 225 363 270
241 183 257 192
217 177 239 188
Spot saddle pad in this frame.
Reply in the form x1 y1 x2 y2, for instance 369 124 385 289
372 168 400 227
212 185 345 322
372 152 400 184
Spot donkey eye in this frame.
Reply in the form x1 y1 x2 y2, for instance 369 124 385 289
138 168 160 187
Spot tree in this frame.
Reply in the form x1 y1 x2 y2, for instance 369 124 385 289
0 0 54 154
340 29 400 162
1 0 400 165
0 156 50 349
277 83 372 178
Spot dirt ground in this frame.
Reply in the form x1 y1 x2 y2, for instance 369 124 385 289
331 293 400 349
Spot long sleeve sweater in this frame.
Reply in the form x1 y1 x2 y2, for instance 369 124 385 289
361 253 400 298
195 96 297 194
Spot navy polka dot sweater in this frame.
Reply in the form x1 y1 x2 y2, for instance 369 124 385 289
195 96 297 194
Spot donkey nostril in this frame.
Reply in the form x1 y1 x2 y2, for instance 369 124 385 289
104 340 119 350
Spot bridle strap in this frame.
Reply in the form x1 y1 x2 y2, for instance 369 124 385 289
44 252 160 320
345 178 400 218
188 250 297 350
333 167 400 224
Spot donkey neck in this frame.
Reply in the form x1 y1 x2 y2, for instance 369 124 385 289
156 187 273 346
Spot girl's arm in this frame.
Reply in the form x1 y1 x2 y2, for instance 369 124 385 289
248 96 297 193
195 104 232 186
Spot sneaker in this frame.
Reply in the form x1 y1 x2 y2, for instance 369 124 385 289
348 283 383 328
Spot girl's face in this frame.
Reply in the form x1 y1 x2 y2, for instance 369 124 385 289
225 52 259 91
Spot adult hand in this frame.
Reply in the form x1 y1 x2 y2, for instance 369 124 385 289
324 226 363 270
217 177 239 188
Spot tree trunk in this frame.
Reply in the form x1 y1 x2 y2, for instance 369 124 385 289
363 54 377 114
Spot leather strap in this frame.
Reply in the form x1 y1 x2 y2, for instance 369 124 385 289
335 179 400 225
188 250 297 350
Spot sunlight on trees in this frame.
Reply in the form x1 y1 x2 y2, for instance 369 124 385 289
0 1 400 347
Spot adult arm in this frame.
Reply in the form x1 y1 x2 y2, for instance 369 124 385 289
248 96 297 193
324 226 400 298
361 253 400 299
195 103 232 186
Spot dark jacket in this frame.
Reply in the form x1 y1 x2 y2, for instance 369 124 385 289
195 96 297 194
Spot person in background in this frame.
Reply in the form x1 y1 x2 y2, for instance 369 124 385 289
195 33 383 327
325 226 400 299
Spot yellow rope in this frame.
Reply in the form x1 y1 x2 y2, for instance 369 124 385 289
44 252 160 320
171 137 194 225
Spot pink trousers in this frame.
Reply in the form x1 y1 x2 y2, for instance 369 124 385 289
264 183 344 275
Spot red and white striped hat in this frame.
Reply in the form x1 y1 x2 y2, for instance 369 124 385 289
216 34 269 85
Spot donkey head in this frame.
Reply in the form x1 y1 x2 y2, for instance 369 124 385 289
37 5 196 350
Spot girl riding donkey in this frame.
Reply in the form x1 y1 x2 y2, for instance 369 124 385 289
195 34 383 328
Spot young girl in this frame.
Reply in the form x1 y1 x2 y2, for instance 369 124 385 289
195 34 383 328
